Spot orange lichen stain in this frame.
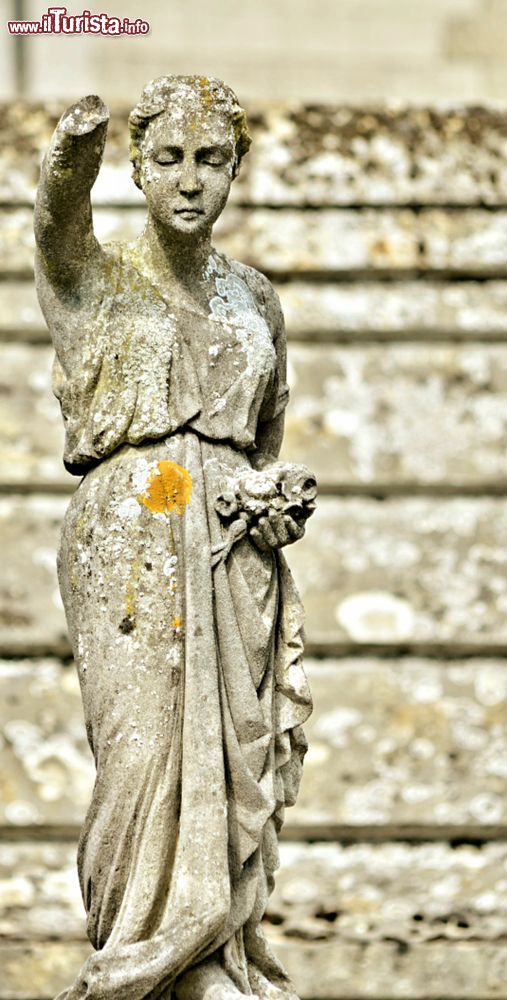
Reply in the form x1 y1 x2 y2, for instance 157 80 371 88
138 461 192 517
171 616 183 629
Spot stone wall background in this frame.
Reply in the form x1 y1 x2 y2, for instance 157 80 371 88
3 3 507 998
4 0 507 104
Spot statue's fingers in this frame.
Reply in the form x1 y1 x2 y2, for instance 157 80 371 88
284 514 305 541
269 513 290 546
258 516 279 548
250 525 270 552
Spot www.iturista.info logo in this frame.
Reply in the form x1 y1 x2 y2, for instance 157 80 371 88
7 6 150 34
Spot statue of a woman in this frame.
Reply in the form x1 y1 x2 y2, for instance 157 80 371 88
34 76 315 1000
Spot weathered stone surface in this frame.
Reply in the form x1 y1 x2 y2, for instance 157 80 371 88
7 94 507 1000
3 102 507 207
217 207 507 277
290 496 507 648
5 841 507 996
4 657 507 832
286 343 507 487
280 279 507 340
0 496 68 655
11 341 507 490
297 658 507 829
272 841 507 943
0 345 67 488
237 105 507 208
29 83 316 1000
0 841 84 938
0 283 46 341
274 938 507 999
0 942 91 1000
7 496 507 652
3 938 507 1000
7 279 507 344
5 839 507 945
0 210 42 277
8 206 507 277
0 660 92 828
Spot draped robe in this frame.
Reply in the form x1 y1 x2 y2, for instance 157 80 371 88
51 245 312 1000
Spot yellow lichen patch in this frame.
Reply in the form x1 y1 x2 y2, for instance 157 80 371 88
125 558 140 618
171 616 183 629
138 461 192 517
198 77 213 109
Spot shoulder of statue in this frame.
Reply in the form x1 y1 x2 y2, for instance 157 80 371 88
226 256 283 334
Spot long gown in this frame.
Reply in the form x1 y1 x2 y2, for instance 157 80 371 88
51 243 312 1000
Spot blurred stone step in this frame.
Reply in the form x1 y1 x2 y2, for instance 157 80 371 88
5 496 507 654
4 838 507 944
3 657 507 833
2 932 507 998
7 341 507 491
4 840 507 997
2 102 507 208
6 206 507 278
5 280 507 344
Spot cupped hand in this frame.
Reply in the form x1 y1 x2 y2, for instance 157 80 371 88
250 512 306 552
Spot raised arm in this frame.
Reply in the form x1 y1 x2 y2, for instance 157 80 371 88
34 95 109 291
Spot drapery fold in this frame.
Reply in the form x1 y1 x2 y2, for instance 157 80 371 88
56 431 311 1000
53 246 284 475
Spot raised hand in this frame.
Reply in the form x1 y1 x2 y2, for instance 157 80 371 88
35 95 109 292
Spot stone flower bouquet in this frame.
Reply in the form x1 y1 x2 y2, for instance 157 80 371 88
211 461 317 566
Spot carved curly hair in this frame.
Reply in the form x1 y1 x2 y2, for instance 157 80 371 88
128 75 252 189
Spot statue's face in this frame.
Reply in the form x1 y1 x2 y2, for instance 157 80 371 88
139 106 236 236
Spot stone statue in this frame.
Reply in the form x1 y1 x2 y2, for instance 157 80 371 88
34 76 316 1000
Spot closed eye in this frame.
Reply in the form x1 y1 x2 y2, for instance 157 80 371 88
198 147 231 167
153 147 183 165
152 145 232 167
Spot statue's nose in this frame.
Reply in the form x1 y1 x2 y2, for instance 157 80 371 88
179 160 202 195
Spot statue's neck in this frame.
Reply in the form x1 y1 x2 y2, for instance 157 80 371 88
141 214 212 288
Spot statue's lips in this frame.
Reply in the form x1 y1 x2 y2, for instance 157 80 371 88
175 208 204 218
